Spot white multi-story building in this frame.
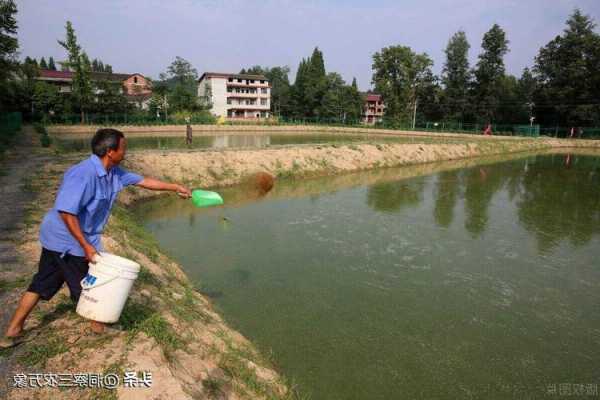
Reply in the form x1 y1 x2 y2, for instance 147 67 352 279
198 72 271 119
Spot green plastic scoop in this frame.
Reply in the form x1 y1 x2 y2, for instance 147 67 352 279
191 189 224 208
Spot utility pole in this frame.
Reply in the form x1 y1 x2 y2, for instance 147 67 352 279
412 99 418 130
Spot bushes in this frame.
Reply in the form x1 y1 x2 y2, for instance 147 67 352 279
34 123 52 147
0 112 23 156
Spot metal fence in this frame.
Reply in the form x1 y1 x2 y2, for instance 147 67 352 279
39 112 600 139
42 113 216 126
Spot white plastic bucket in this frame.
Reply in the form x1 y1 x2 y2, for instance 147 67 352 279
76 252 140 323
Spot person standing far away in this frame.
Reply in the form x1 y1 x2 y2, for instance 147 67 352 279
0 128 192 347
483 123 493 136
186 116 193 147
570 127 576 139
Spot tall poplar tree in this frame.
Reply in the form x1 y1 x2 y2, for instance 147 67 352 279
48 56 56 70
534 9 600 126
472 24 509 122
442 30 471 121
58 21 92 122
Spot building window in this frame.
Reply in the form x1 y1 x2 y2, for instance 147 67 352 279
237 78 242 83
250 79 255 83
133 76 138 84
227 98 232 105
261 88 267 94
261 98 267 105
228 77 233 82
260 80 265 84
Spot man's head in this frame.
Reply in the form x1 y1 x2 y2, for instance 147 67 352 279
91 128 127 166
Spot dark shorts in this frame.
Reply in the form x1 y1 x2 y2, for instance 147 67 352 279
27 248 89 302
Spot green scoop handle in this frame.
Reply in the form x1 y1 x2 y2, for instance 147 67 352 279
191 189 224 208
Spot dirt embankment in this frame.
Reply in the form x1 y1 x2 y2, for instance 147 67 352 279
119 136 600 204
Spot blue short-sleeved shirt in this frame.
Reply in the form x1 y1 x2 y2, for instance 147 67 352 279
39 154 143 257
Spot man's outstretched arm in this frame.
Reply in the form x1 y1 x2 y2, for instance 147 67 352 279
136 178 192 198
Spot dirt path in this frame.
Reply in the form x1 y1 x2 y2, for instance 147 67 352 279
0 126 50 291
0 126 54 396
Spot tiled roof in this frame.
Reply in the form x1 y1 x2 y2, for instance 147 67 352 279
37 69 142 82
199 72 268 81
366 94 382 102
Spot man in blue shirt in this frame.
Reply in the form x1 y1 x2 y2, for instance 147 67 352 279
2 128 192 346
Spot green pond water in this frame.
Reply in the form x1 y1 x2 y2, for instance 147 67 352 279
54 132 468 152
136 153 600 399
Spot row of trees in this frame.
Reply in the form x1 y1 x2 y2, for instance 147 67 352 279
0 0 134 120
237 9 599 128
1 0 598 127
372 9 600 127
241 48 363 122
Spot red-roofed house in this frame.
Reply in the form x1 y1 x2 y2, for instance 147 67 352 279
35 69 153 109
363 93 385 124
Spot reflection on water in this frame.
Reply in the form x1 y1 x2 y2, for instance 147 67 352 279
137 153 600 400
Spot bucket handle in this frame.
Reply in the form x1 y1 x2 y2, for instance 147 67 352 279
80 273 119 291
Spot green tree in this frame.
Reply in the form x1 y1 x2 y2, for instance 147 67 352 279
472 24 509 123
159 56 201 112
518 67 537 121
496 74 525 123
266 66 291 117
441 30 471 121
372 45 434 125
241 65 265 75
305 47 327 118
0 0 18 90
345 77 364 122
32 81 59 115
48 56 56 70
320 72 347 120
533 9 600 126
417 70 444 123
39 57 48 69
94 80 131 114
14 58 38 117
291 58 309 117
91 58 99 72
105 64 112 74
58 21 93 122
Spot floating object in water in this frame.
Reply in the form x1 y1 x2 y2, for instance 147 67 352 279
254 172 275 194
192 189 224 208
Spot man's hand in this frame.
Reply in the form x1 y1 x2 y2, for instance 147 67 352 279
136 178 192 199
175 184 192 199
83 244 98 264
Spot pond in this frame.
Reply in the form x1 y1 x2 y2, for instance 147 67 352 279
136 153 600 399
54 132 470 152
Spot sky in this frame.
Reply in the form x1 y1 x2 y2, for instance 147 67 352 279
16 0 600 91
